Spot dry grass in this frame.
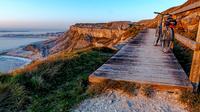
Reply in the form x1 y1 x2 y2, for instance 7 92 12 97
122 27 139 38
87 80 157 98
0 47 115 112
87 79 140 96
179 91 200 112
12 47 112 76
141 85 155 98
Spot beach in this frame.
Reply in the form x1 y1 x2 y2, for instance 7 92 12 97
0 31 63 73
0 55 32 73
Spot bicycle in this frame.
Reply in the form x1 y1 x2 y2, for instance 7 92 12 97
153 12 177 53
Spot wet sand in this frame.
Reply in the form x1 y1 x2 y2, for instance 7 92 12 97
0 55 32 73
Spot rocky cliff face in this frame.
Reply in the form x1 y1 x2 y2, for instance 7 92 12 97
4 21 139 60
50 21 139 53
139 0 200 40
175 7 200 40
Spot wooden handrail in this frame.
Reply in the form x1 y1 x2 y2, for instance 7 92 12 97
174 22 200 90
175 33 200 51
189 20 200 89
170 1 200 90
171 1 200 15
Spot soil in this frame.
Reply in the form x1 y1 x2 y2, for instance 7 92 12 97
73 91 187 112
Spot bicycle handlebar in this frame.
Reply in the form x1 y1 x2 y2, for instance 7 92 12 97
154 12 161 14
154 12 172 16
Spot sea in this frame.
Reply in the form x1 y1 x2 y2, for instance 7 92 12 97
0 30 60 73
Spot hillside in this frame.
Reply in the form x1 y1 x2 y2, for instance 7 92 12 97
0 21 141 111
139 0 200 40
50 21 139 54
0 0 199 112
3 21 139 60
0 47 116 111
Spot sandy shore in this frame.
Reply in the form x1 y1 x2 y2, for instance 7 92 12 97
0 55 32 73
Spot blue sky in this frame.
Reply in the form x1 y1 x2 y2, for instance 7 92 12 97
0 0 186 30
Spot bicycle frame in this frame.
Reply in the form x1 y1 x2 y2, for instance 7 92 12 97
155 12 171 39
154 12 175 53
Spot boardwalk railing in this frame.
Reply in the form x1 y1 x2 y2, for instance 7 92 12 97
171 1 200 90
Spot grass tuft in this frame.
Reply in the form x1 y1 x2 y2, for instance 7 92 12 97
87 80 139 96
173 41 193 75
141 85 154 98
0 47 115 112
179 91 200 112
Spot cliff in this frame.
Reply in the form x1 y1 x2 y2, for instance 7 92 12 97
138 0 200 40
3 21 139 60
50 21 139 53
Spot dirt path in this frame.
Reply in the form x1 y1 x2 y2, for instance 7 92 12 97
74 91 187 112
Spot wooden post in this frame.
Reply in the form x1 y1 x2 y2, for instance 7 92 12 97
189 20 200 91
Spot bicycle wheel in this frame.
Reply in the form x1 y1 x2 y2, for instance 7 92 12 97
161 28 174 53
153 27 161 46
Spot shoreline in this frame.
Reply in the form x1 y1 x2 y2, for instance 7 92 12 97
0 31 63 73
0 40 47 73
0 55 32 73
0 37 55 73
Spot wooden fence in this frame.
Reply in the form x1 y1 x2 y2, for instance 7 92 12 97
171 1 200 89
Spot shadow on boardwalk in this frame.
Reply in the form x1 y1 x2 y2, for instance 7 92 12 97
89 29 193 91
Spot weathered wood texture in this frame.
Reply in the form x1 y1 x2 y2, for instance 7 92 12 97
89 29 193 91
175 33 200 51
171 1 200 15
189 21 200 83
170 0 200 85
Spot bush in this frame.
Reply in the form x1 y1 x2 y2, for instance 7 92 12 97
87 80 139 96
0 47 115 112
179 91 200 112
0 83 29 111
173 41 193 75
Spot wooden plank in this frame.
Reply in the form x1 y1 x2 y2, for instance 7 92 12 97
95 69 187 80
189 21 200 84
89 29 193 91
175 33 200 51
171 1 200 15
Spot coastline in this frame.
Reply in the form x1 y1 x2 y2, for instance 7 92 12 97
0 55 32 73
0 38 51 73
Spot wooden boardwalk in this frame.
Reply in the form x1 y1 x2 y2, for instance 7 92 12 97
89 29 193 91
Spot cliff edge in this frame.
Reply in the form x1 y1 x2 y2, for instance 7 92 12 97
50 21 140 54
138 0 200 40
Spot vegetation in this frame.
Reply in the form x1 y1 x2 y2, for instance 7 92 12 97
141 85 154 98
122 26 140 39
173 41 200 111
173 40 193 75
179 91 200 112
0 47 115 112
87 80 139 96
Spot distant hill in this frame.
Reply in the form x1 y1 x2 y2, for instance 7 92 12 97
138 0 200 40
50 21 140 54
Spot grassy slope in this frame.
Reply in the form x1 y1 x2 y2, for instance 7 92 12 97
0 47 115 112
173 41 193 75
173 41 200 112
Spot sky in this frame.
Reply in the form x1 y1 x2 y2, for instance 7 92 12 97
0 0 186 31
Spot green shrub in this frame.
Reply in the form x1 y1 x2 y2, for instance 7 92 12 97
173 41 193 75
0 47 114 112
0 83 29 111
179 91 200 112
0 82 9 94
